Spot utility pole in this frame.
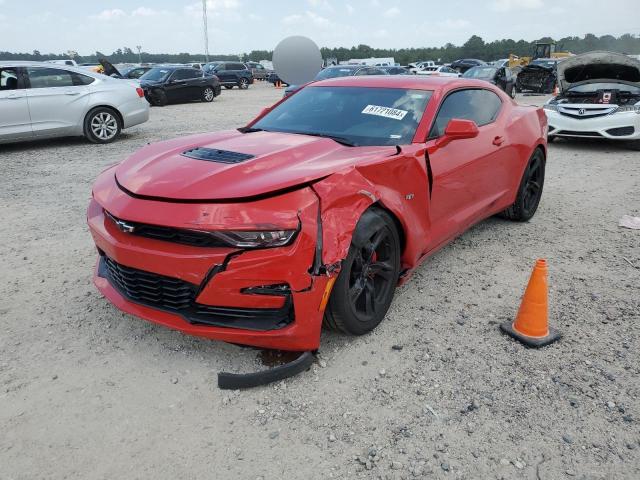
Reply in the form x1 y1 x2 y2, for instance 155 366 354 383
202 0 210 62
136 45 142 64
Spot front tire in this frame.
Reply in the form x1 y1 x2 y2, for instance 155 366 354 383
84 107 122 144
324 209 401 335
224 85 234 90
202 86 215 102
500 148 545 221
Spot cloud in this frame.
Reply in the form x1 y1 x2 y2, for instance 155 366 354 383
281 11 332 28
437 19 471 29
373 29 389 38
307 0 333 9
383 6 400 18
282 13 303 25
131 7 159 17
491 0 544 11
91 9 126 21
345 4 355 14
184 0 240 19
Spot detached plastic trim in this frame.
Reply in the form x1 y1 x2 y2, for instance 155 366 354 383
218 351 315 389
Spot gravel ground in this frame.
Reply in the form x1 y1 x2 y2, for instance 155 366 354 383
1 82 639 480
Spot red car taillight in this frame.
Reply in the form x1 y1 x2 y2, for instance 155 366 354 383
136 87 144 98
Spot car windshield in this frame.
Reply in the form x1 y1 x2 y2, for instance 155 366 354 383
315 68 356 80
252 86 432 147
463 67 497 79
567 82 640 94
141 68 171 82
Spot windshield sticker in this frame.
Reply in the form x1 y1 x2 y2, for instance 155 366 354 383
362 105 408 120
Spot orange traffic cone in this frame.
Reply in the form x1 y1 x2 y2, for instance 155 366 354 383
275 80 282 89
500 259 561 347
552 84 559 96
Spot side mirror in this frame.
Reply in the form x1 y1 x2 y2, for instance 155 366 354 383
435 119 479 148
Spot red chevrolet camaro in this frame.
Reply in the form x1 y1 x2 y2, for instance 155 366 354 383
88 76 547 351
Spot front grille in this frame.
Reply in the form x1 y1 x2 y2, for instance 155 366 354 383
182 147 254 164
98 256 293 331
557 105 617 119
103 256 195 310
555 130 603 137
606 126 635 137
105 211 227 248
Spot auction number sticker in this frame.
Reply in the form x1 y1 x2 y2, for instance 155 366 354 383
361 105 408 120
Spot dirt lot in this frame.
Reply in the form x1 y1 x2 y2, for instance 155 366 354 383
1 82 639 480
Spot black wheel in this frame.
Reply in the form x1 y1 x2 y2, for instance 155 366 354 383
238 77 249 90
202 86 215 102
324 209 401 335
500 148 545 221
84 107 122 144
224 85 234 90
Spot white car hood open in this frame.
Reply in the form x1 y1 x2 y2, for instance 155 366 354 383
557 51 640 92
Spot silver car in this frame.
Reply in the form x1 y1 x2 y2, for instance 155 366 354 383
0 61 149 144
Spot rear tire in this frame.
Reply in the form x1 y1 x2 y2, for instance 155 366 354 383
238 77 249 90
324 209 401 335
500 148 545 221
224 85 234 90
84 107 122 144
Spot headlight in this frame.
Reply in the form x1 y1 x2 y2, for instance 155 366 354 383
211 230 297 248
543 103 558 112
616 105 640 114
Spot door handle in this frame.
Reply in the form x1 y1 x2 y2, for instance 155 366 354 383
492 136 504 146
65 91 80 96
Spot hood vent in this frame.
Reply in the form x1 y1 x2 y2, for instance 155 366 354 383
181 147 255 164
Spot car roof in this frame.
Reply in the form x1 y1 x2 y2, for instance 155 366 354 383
310 75 494 92
0 60 113 79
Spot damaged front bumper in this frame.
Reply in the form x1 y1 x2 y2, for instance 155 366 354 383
88 170 334 351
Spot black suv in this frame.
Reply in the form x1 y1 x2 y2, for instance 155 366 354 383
203 61 253 89
139 66 221 106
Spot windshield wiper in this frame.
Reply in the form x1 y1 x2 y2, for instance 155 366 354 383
299 132 357 147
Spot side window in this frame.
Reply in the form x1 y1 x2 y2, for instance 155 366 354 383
0 68 19 90
72 72 95 85
172 69 198 80
213 64 225 72
234 63 247 71
429 89 502 139
26 67 75 88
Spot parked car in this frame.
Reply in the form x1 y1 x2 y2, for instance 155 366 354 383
516 58 559 94
139 66 221 106
0 61 149 144
45 59 78 67
119 66 152 79
544 51 640 149
416 65 460 77
409 61 437 74
450 58 487 73
379 66 411 75
491 59 510 68
284 65 389 96
87 75 547 351
462 65 516 98
203 61 253 89
246 62 271 80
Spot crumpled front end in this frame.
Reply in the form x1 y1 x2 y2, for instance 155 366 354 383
516 66 556 94
88 167 333 351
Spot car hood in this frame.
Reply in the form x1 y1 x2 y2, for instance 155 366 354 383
115 130 397 200
557 51 640 92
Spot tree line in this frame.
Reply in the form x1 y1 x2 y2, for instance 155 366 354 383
1 33 639 65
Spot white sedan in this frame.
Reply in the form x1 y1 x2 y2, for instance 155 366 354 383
0 61 149 144
416 65 461 77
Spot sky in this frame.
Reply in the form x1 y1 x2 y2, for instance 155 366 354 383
0 0 638 55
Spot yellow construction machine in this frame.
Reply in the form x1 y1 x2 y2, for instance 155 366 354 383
508 42 571 68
